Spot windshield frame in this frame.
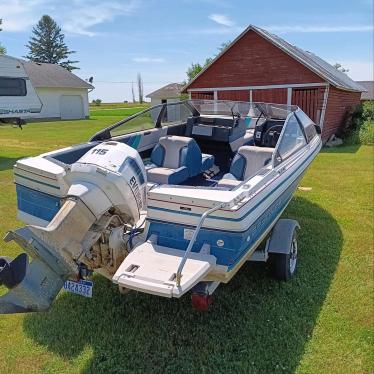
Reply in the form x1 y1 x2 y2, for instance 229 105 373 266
90 100 300 142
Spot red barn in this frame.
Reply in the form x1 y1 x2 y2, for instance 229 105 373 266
183 25 365 140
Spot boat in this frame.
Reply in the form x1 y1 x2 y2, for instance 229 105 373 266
0 99 322 313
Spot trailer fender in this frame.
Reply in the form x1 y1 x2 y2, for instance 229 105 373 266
267 219 300 255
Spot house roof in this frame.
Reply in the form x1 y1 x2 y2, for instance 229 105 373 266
146 83 183 99
183 25 365 93
23 61 93 89
356 81 373 100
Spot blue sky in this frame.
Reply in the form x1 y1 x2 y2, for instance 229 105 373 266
1 0 373 102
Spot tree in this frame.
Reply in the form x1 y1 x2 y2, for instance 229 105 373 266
25 15 78 71
217 40 231 55
0 19 6 55
333 63 349 73
137 73 144 103
186 58 212 82
186 41 231 82
131 82 136 103
92 99 102 106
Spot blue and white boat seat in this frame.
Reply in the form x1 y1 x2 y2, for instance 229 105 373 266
217 146 274 188
146 135 214 185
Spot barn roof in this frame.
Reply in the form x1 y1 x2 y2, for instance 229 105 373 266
356 81 373 100
184 25 365 93
146 83 183 99
23 61 93 89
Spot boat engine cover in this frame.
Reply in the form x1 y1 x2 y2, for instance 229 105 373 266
68 141 147 224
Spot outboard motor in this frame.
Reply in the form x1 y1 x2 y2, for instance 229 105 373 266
0 141 147 314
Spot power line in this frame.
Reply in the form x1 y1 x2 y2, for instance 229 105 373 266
93 80 180 84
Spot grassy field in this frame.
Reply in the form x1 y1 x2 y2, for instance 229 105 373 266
89 102 150 110
0 117 372 373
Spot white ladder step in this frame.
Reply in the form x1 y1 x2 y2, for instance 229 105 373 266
112 241 216 298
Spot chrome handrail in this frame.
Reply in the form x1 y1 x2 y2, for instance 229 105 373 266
175 202 226 286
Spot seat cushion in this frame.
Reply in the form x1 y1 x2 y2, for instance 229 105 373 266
147 166 189 185
201 153 214 172
243 129 255 146
216 173 241 189
230 146 274 180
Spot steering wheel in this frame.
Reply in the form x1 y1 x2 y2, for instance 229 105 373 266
262 125 283 148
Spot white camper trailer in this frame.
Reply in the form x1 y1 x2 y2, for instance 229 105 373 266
0 55 42 125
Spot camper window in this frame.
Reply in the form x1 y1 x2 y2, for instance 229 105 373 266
0 77 27 96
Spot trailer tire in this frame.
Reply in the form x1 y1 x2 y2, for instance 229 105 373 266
270 231 298 281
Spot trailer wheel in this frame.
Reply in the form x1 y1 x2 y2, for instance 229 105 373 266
270 231 298 281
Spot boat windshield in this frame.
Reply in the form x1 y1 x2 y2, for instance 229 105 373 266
188 100 297 119
90 100 299 141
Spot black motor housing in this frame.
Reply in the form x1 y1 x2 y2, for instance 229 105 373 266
0 253 28 289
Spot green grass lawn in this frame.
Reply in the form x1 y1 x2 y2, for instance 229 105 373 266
89 102 150 110
89 107 149 117
0 118 372 373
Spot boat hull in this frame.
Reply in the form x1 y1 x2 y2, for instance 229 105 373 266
145 139 322 281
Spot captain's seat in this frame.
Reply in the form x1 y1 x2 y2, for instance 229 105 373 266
217 146 274 188
146 136 214 185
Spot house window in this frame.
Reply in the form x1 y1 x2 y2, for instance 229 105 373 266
0 77 27 96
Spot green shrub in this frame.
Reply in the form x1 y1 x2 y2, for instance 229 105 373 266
92 99 102 106
362 100 374 121
342 101 374 144
340 104 363 137
345 120 374 145
358 121 374 144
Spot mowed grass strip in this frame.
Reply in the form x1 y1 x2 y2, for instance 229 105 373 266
89 102 150 110
89 108 148 117
0 118 372 373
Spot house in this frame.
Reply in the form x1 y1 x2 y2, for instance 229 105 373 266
146 83 183 106
183 25 365 139
356 81 374 102
23 60 94 120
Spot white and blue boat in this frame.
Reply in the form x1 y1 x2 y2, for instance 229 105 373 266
0 100 322 312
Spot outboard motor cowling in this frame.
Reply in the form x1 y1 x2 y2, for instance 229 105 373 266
0 142 147 314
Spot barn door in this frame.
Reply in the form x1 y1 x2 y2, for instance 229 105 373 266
292 88 325 123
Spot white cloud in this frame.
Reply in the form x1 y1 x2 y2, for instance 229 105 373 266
0 0 139 36
132 57 165 63
0 0 46 32
263 25 374 33
62 0 139 37
208 14 234 27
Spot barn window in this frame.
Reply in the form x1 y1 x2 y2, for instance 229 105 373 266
0 77 27 96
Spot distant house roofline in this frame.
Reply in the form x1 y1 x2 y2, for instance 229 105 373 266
20 59 94 89
146 82 183 99
183 25 366 93
356 81 373 100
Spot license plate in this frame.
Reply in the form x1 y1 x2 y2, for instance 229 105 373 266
63 279 93 298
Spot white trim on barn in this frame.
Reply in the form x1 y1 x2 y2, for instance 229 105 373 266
187 82 328 92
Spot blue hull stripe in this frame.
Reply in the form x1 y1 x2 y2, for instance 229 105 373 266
147 180 297 267
16 184 61 222
148 147 317 223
